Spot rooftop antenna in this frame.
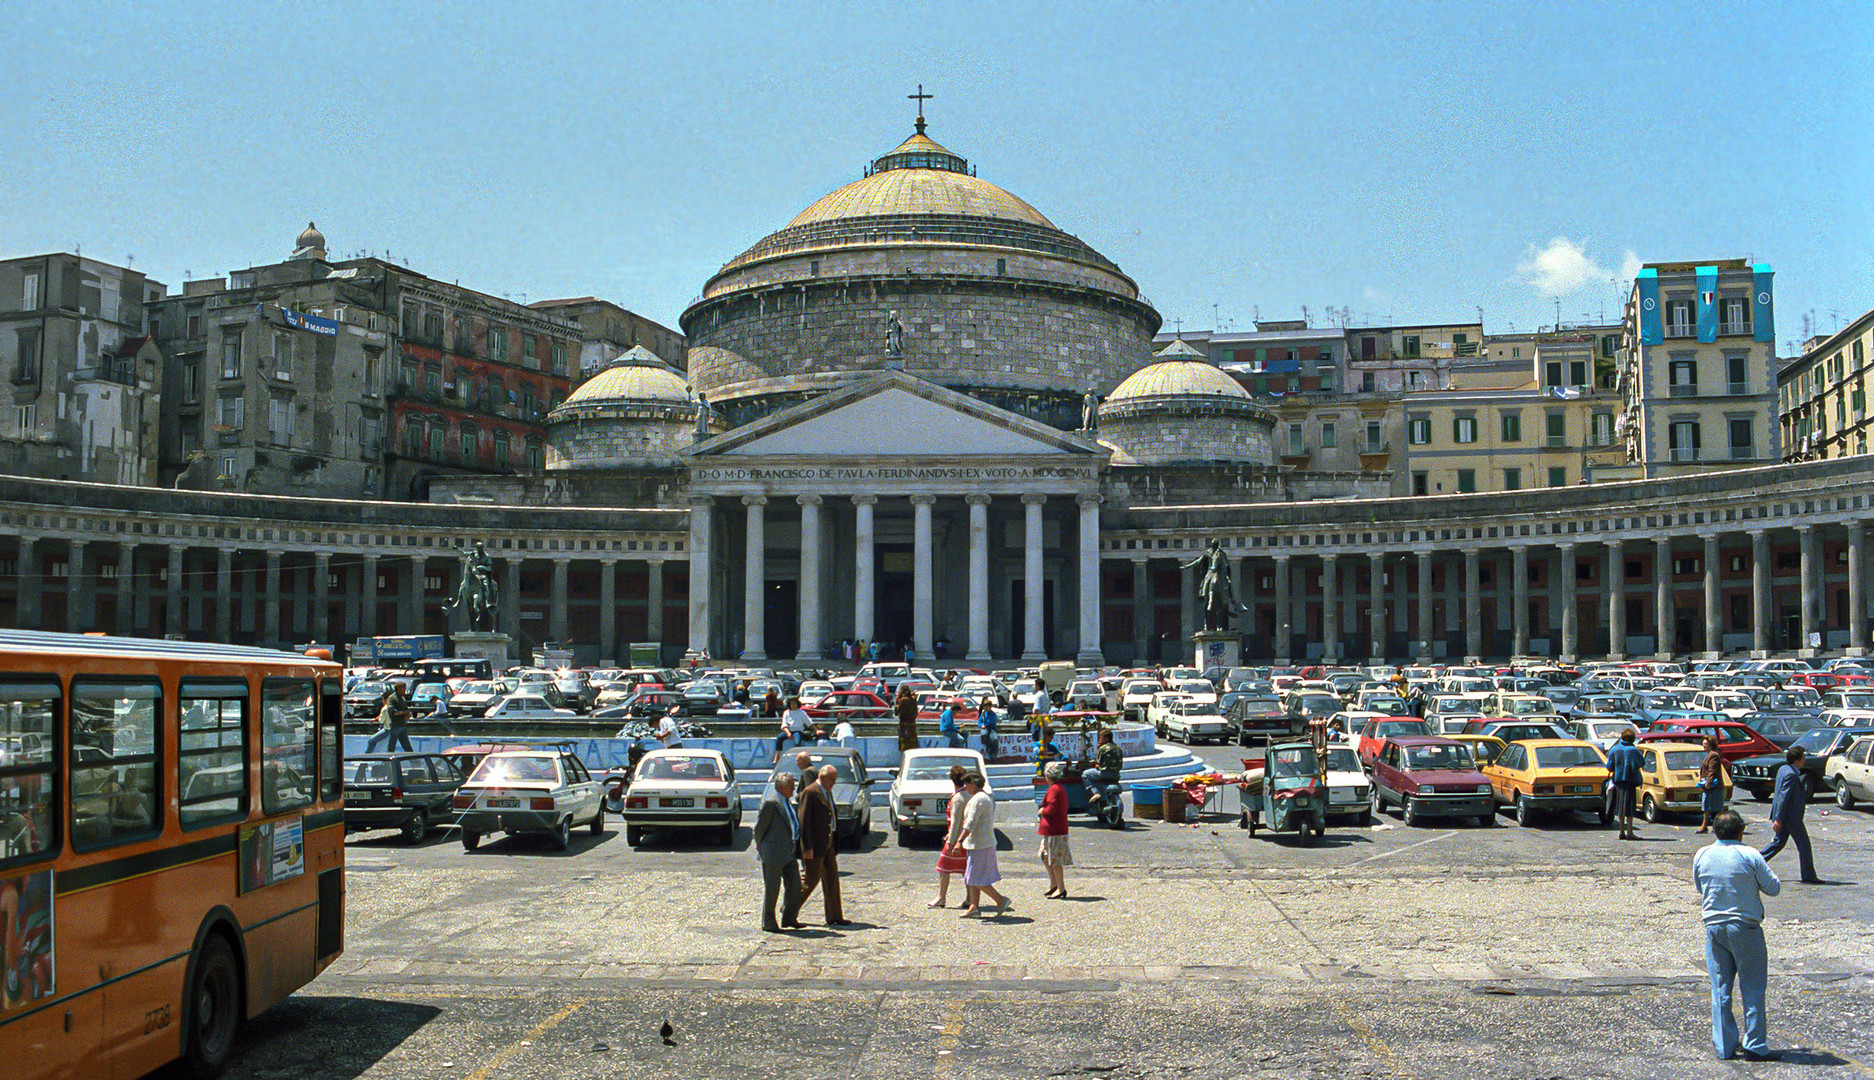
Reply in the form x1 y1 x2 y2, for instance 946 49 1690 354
1212 302 1219 329
1554 297 1562 329
908 84 933 134
126 253 134 268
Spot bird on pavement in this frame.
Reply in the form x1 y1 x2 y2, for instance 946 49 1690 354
660 1020 676 1046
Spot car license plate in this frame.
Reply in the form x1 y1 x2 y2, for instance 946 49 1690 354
1569 785 1592 793
1329 790 1358 803
488 797 520 808
663 797 694 808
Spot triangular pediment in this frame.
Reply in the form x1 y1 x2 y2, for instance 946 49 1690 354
691 372 1102 458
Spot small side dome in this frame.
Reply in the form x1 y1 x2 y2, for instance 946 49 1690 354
1106 357 1249 402
1154 338 1206 359
556 360 692 410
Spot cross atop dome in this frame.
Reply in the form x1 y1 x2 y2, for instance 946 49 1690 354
908 84 933 134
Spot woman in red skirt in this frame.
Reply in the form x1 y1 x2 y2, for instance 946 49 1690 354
929 764 970 907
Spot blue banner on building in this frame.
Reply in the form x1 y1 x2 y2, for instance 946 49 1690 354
1695 265 1719 343
1636 269 1661 345
258 303 339 336
1752 264 1775 343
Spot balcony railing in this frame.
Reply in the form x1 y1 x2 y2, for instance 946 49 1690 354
1728 383 1750 396
1669 384 1698 398
1670 448 1700 463
1719 322 1750 336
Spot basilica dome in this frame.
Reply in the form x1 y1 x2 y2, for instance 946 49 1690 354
544 347 697 470
682 118 1160 431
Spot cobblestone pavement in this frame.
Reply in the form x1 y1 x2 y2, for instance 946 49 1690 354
200 749 1874 1079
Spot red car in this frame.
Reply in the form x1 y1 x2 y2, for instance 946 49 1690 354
1367 735 1497 827
1352 717 1433 767
1636 719 1778 762
803 689 892 719
1789 672 1846 691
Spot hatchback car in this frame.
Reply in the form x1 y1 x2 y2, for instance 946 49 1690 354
342 753 463 843
620 748 742 847
453 749 604 850
483 694 579 721
1606 740 1732 823
1318 742 1372 826
1369 736 1495 827
1826 735 1874 809
1162 698 1230 744
1730 726 1874 801
1482 739 1610 826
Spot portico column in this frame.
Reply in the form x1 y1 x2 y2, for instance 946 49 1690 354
741 496 768 661
796 495 823 662
1655 537 1672 658
1076 494 1102 666
851 495 876 645
911 494 936 662
165 544 183 637
1320 554 1339 663
70 541 93 633
646 559 666 647
599 557 618 664
312 552 330 644
1463 547 1482 660
1703 535 1723 657
1511 545 1530 657
216 547 234 641
116 542 136 635
1415 550 1433 661
687 498 713 658
1799 524 1820 655
405 557 423 631
550 558 570 644
966 494 992 662
1605 540 1625 660
1130 557 1151 664
1367 552 1385 663
15 538 37 629
1273 554 1292 663
263 550 282 644
1750 530 1770 658
502 557 522 643
1021 493 1046 661
1849 523 1867 656
1558 544 1578 662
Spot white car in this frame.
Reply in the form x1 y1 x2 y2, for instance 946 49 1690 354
483 694 578 721
1693 690 1756 721
453 749 604 851
1119 679 1161 720
797 680 836 706
1163 698 1229 744
1174 678 1218 706
618 747 742 847
1066 679 1109 711
890 748 985 845
1825 735 1874 808
1148 691 1190 736
1320 743 1373 826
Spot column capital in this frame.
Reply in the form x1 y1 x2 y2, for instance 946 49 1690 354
1416 549 1432 562
1604 537 1622 550
1796 522 1817 534
689 496 714 511
964 492 992 507
1557 541 1577 551
552 556 572 566
505 555 524 566
1021 492 1048 506
1367 550 1384 563
1321 551 1339 563
1274 551 1292 563
909 494 937 507
1703 534 1720 549
646 555 668 566
741 494 767 508
851 494 878 507
795 493 823 507
313 551 330 563
265 549 284 562
1076 492 1102 508
1130 554 1149 565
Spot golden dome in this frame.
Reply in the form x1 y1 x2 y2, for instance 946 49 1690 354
786 167 1057 230
559 359 691 407
1107 359 1249 402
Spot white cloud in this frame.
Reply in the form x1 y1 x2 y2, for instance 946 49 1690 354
1516 237 1639 297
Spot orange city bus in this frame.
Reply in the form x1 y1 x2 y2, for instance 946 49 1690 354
0 629 345 1079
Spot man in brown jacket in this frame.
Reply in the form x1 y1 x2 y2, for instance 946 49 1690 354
798 764 849 927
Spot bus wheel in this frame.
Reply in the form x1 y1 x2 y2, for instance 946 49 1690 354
184 935 242 1077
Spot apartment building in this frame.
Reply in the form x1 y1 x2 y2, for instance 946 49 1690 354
1779 305 1874 460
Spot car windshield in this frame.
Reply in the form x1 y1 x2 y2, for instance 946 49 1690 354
471 756 562 784
1662 750 1705 771
1840 693 1874 709
1590 722 1629 738
1297 695 1340 713
1376 721 1429 737
352 682 388 695
347 760 392 784
1545 687 1580 704
1323 748 1361 771
1507 699 1550 715
1269 746 1317 776
1533 745 1605 769
906 755 976 781
1174 702 1213 716
1709 693 1751 706
1764 691 1818 709
796 756 859 782
638 755 722 781
457 682 494 695
1407 746 1471 771
1794 729 1839 753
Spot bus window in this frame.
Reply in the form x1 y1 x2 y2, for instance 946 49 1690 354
318 680 341 802
261 678 315 814
70 678 161 850
179 678 249 827
0 678 59 865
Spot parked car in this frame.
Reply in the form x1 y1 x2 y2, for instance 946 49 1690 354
1287 691 1345 728
804 689 893 720
1485 693 1558 719
1350 716 1433 766
1368 735 1496 827
1572 718 1635 751
1468 719 1570 745
345 681 393 719
1482 739 1611 826
439 742 547 791
1729 726 1874 801
1638 718 1779 762
483 694 579 722
1162 698 1230 745
1231 694 1292 745
1601 741 1732 823
1448 733 1507 768
775 747 876 847
448 681 502 717
1748 711 1828 750
1066 679 1109 711
452 748 604 850
1824 735 1874 809
618 747 742 847
1691 690 1758 721
890 748 985 845
342 752 463 843
1147 691 1189 735
1120 679 1162 721
1319 742 1372 826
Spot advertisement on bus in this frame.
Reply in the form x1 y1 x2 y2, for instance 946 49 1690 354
0 866 54 1008
238 817 305 894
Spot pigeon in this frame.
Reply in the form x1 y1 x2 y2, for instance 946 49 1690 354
660 1021 676 1046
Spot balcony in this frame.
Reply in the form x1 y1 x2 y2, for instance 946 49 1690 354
1728 383 1750 396
1544 436 1568 449
1670 448 1701 463
1668 384 1699 398
1719 322 1750 336
1729 446 1757 462
1665 323 1695 339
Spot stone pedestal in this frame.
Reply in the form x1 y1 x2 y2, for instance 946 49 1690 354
1193 631 1240 671
452 631 513 671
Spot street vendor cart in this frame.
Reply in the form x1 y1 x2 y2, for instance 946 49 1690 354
1237 739 1328 843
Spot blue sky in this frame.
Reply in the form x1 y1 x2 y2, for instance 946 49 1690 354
6 1 1868 353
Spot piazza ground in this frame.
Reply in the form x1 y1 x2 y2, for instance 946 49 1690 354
193 746 1874 1080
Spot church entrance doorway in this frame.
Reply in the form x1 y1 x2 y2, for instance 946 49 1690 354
876 545 914 652
764 579 798 660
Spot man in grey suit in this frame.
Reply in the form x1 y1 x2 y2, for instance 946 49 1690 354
1760 746 1822 884
754 771 803 931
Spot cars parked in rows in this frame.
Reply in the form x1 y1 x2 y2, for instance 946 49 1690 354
1368 735 1495 827
453 748 604 851
618 747 742 847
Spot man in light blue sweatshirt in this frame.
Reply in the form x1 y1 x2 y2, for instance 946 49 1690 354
1693 809 1781 1061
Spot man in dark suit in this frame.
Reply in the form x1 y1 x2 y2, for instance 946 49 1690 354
799 764 848 927
753 771 803 931
1760 747 1822 884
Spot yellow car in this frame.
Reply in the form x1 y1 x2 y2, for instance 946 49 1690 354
1482 738 1610 826
1625 741 1732 823
1448 733 1507 768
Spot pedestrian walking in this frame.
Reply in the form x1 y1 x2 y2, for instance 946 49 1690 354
752 771 803 932
762 687 783 718
928 764 969 908
798 765 850 926
1606 727 1644 839
1038 761 1072 899
1694 810 1781 1061
958 772 1011 918
894 685 920 752
1760 746 1823 883
366 686 414 753
1697 735 1728 834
